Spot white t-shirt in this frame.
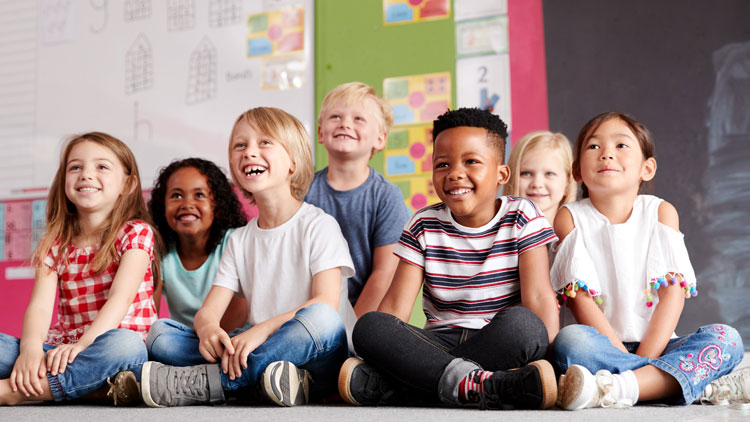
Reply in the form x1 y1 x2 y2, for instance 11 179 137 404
551 195 696 342
213 202 356 347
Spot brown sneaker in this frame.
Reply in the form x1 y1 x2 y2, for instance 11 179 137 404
475 360 557 409
107 370 141 406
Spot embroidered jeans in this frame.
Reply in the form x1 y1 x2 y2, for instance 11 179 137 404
146 302 348 397
0 328 147 401
551 323 744 405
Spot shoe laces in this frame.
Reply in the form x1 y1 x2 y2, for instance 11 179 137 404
106 376 120 406
171 367 208 399
476 370 523 410
594 370 634 409
701 367 750 407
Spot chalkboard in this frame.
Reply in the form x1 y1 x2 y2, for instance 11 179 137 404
0 0 315 199
543 0 750 348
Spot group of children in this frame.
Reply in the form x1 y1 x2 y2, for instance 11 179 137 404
0 82 747 411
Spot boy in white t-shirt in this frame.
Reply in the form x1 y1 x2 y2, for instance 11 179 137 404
140 107 355 408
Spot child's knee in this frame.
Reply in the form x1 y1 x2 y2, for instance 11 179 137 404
700 324 744 367
352 311 395 351
551 325 596 360
100 329 147 362
294 303 345 342
146 319 184 359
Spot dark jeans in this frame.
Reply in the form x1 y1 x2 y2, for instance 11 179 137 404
352 306 548 404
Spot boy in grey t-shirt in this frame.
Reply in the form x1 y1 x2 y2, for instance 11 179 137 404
305 82 411 317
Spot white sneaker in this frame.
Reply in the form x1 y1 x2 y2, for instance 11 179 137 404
558 365 634 410
700 367 750 409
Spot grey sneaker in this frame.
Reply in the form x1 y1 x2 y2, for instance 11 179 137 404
107 370 141 406
141 361 225 407
261 361 310 406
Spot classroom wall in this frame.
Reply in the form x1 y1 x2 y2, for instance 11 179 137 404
543 0 750 348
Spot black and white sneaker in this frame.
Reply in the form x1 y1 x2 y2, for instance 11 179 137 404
262 361 310 406
338 357 399 406
474 360 557 409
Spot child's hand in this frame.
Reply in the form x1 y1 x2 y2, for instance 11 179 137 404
10 348 47 396
198 325 234 363
45 342 90 376
222 325 269 380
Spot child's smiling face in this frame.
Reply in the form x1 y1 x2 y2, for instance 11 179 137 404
317 97 386 161
518 146 568 217
230 117 295 201
164 166 214 241
432 126 509 227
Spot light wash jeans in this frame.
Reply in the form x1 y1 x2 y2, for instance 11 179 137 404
0 329 147 401
146 303 348 396
551 323 744 405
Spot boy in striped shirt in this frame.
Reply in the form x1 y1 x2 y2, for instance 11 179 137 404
339 108 560 410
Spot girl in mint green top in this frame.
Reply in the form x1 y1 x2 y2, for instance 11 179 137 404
148 158 247 328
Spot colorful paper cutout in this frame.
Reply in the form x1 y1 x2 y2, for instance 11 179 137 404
383 0 450 25
379 123 440 211
247 7 304 57
383 72 451 126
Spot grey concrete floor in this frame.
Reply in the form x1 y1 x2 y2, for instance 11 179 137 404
2 353 748 421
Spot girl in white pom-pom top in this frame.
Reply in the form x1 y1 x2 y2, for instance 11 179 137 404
551 112 744 410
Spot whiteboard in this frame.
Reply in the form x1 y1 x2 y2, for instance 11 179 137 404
0 0 315 199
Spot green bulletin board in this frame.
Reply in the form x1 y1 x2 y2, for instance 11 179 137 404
314 0 457 327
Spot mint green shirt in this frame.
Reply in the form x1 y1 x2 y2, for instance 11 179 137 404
162 229 234 326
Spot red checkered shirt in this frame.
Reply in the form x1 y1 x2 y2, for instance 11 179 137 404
43 220 157 345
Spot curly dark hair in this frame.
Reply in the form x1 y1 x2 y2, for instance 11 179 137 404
432 107 509 160
149 158 247 256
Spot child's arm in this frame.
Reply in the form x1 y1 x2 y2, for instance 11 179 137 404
219 296 249 332
194 285 236 363
377 260 424 322
635 201 685 358
555 208 628 353
353 243 399 317
11 266 57 397
45 248 151 375
518 246 559 343
222 267 342 380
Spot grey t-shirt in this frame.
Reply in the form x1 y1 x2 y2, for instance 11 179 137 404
304 167 411 304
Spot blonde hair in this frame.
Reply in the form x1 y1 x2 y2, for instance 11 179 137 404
31 132 163 286
229 107 314 204
503 130 577 207
318 82 394 135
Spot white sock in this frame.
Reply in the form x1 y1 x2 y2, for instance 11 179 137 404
612 370 639 405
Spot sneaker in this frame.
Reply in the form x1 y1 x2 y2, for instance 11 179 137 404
472 360 557 409
141 361 225 407
557 365 634 410
107 370 141 406
338 357 399 406
261 361 310 407
700 367 750 409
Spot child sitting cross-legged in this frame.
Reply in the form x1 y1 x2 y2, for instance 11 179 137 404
338 108 560 410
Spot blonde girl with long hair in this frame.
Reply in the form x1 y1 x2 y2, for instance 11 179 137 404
503 130 577 223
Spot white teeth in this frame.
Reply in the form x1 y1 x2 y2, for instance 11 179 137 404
178 215 198 221
78 187 99 192
243 165 266 176
448 188 472 195
335 134 354 140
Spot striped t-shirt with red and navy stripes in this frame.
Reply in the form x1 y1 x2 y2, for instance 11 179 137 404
394 196 557 331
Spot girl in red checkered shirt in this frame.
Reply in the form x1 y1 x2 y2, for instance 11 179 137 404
0 132 163 405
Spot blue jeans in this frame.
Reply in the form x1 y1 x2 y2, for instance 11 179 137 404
551 324 744 405
0 329 147 402
146 303 348 396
